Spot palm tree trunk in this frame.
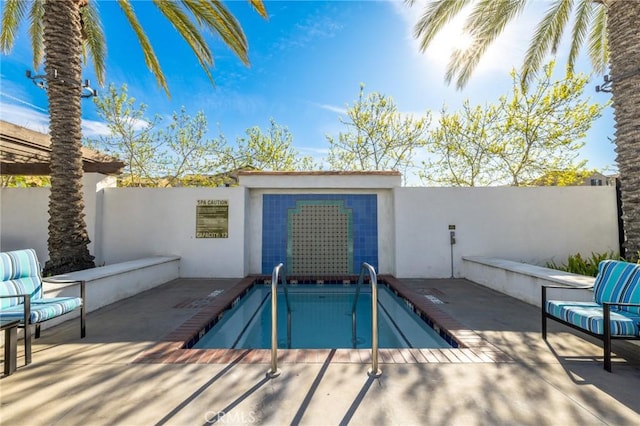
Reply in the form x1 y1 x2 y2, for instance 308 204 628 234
608 0 640 262
42 0 95 275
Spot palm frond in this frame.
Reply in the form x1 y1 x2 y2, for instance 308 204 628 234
205 0 250 65
247 0 268 19
81 0 106 85
116 0 169 96
449 0 528 88
445 40 484 89
182 0 248 65
465 0 528 35
28 0 44 69
566 0 593 76
588 2 608 74
521 0 573 88
153 0 215 84
413 0 472 53
0 0 28 53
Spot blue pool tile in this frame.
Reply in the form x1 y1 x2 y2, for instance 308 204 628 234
261 194 378 274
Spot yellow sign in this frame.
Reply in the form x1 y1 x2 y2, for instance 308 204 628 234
196 200 228 238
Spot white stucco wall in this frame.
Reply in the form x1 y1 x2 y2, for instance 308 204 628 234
394 186 619 278
239 172 401 189
0 177 619 281
0 173 111 265
100 187 246 278
0 187 49 261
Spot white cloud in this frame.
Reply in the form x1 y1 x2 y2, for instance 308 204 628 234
82 120 112 138
314 103 347 115
0 101 49 132
0 101 113 138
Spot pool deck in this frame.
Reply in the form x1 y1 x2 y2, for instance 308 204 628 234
1 277 639 425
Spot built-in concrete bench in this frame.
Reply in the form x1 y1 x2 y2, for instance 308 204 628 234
42 256 180 330
463 256 594 306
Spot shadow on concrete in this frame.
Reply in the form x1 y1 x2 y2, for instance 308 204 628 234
338 375 377 425
201 375 271 425
543 340 640 412
155 349 252 426
4 277 640 424
290 349 335 424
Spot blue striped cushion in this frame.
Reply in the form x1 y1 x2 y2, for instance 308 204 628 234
1 249 43 308
0 297 82 324
0 249 40 281
546 300 640 336
0 277 43 309
593 260 640 315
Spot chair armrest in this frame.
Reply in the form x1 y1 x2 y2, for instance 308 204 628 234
603 302 640 308
42 278 83 286
0 293 28 300
42 279 86 305
0 294 31 325
541 284 594 307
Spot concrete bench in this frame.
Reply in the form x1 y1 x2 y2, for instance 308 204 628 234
44 256 180 328
542 260 640 372
463 256 594 306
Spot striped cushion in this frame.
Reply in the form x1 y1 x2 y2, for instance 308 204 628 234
0 297 83 324
546 300 640 337
0 249 43 308
593 260 640 315
0 277 43 309
0 249 40 281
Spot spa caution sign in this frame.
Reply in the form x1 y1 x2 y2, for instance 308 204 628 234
196 200 228 238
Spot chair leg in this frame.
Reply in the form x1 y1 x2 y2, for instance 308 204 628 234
24 323 32 365
80 280 86 338
81 306 86 338
604 304 612 372
541 287 547 340
24 296 32 365
35 323 41 339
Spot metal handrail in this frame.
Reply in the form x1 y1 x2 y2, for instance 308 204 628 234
351 262 382 377
268 263 291 378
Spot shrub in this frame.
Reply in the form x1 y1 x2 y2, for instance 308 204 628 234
546 251 621 277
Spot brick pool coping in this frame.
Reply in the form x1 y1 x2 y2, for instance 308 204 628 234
133 275 513 365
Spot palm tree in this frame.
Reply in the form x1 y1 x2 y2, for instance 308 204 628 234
410 0 640 260
1 0 267 274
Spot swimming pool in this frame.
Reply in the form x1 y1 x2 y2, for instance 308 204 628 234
193 284 452 350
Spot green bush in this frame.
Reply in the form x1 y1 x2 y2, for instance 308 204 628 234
546 251 621 277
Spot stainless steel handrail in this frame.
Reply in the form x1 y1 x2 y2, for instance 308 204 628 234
351 266 367 347
268 263 291 378
351 262 382 377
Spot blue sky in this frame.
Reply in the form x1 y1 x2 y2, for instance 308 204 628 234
0 0 617 184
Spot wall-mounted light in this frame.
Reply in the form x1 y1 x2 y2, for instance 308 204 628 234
26 69 97 99
596 67 640 93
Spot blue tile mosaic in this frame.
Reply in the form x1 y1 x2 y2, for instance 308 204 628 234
262 194 378 274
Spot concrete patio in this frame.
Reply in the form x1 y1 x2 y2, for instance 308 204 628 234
1 277 639 425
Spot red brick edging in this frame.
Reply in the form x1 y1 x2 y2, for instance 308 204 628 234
133 276 512 365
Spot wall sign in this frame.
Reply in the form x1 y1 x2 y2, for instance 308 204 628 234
196 199 228 238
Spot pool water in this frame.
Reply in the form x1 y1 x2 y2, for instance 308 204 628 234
193 285 452 349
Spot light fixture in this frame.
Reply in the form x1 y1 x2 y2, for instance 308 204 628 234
596 67 640 93
26 69 97 98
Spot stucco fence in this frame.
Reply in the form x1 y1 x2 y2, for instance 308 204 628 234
1 173 619 279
